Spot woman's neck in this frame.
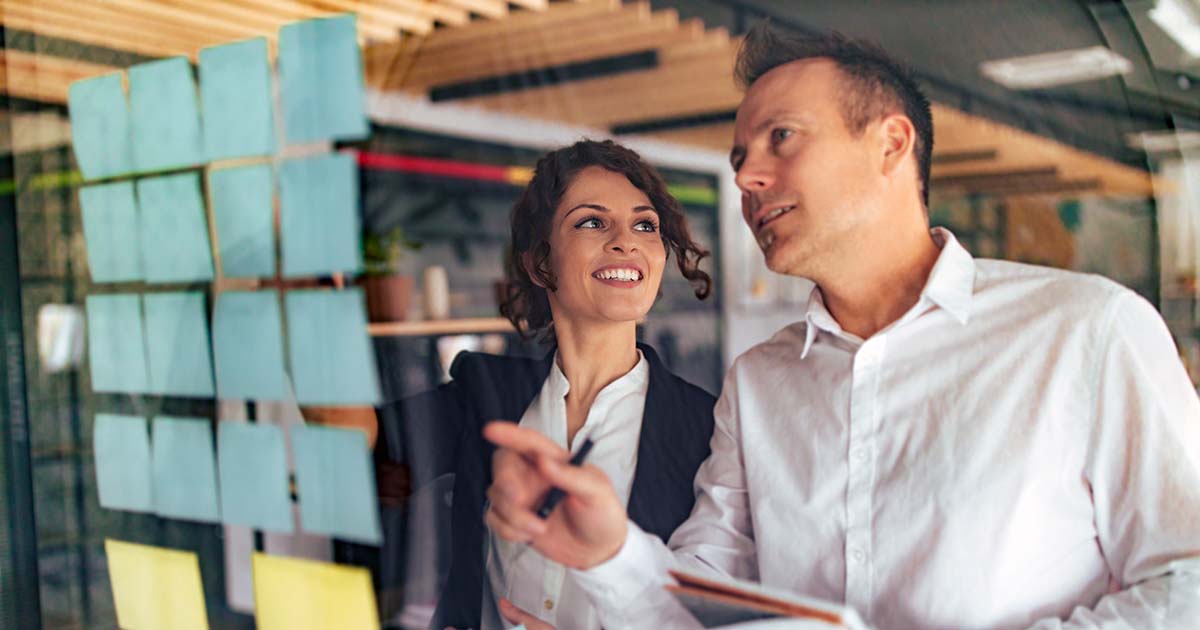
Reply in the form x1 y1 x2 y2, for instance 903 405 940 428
553 317 640 402
551 316 640 446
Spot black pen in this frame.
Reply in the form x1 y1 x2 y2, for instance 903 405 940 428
536 437 594 519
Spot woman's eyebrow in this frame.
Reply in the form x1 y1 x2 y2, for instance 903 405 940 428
565 203 609 218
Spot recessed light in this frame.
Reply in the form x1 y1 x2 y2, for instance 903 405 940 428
1149 0 1200 58
981 46 1133 89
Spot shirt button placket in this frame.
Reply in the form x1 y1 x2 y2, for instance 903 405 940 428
845 336 883 616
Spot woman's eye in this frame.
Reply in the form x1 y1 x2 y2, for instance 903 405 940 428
634 220 658 233
575 217 603 229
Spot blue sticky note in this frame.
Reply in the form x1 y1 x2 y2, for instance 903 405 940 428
212 290 288 401
210 165 275 278
291 424 380 544
199 38 276 160
217 422 293 533
129 57 205 172
285 289 380 405
151 416 220 523
278 14 368 143
93 414 154 513
68 72 133 181
143 292 215 397
86 294 150 393
279 153 362 278
79 182 142 283
136 173 215 284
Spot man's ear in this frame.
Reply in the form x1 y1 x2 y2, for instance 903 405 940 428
523 251 547 289
880 113 916 177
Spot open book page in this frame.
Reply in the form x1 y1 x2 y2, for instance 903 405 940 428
667 570 869 629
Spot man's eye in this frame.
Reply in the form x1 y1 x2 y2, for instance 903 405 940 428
576 217 603 229
771 128 793 143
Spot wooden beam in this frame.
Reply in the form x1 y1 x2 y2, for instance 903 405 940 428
507 0 549 10
0 0 205 58
8 0 240 54
455 51 740 126
416 1 650 66
398 6 677 88
417 0 615 50
222 0 398 41
435 0 507 20
91 0 268 42
931 104 1152 196
0 51 120 104
303 0 428 36
373 0 468 26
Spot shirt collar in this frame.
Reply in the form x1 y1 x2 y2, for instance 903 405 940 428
548 349 649 400
799 227 975 359
922 227 975 326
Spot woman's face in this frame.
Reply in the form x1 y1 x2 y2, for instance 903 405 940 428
541 166 667 327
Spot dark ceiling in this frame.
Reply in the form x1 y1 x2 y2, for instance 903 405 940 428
651 0 1200 169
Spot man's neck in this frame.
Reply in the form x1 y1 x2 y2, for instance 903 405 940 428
817 222 941 340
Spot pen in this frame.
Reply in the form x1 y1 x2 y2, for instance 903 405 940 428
536 437 594 519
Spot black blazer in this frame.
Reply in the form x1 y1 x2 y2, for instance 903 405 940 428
376 343 716 630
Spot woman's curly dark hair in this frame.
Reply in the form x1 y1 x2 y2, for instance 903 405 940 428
499 139 712 339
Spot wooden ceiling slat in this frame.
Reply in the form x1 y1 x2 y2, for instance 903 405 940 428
155 0 294 40
90 0 269 43
373 0 468 26
219 0 397 41
0 1 210 58
405 1 651 73
395 6 678 88
415 0 615 50
302 0 430 36
434 0 507 20
507 0 550 10
0 51 120 104
453 50 739 126
8 0 236 54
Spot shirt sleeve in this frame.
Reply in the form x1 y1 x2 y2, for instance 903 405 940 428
570 363 760 629
1027 290 1200 629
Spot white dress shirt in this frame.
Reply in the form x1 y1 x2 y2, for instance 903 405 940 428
482 351 649 630
574 229 1200 629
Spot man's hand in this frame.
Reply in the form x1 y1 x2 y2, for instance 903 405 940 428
483 422 628 570
498 598 555 630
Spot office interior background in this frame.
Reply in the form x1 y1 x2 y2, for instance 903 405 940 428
0 0 1197 628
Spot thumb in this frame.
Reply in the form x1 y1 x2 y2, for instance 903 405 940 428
494 600 537 624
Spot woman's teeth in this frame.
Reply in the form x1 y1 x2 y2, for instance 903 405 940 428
594 268 642 282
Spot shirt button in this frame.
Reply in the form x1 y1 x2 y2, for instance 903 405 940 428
851 548 866 563
544 599 554 610
853 448 868 462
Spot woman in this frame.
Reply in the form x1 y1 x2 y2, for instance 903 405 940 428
375 139 716 630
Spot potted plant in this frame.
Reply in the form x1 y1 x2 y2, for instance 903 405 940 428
360 226 422 323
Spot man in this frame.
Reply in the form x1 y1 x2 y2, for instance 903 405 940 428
484 23 1200 629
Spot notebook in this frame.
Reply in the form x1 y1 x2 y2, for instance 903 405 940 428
667 570 868 629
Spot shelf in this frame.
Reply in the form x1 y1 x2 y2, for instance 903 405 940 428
368 317 514 337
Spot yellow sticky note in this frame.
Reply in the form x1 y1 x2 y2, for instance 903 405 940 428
104 539 209 630
252 552 379 630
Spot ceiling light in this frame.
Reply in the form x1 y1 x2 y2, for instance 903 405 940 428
980 46 1133 89
1149 0 1200 58
1125 129 1200 153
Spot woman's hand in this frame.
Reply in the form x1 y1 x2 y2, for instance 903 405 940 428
498 598 556 630
483 421 628 570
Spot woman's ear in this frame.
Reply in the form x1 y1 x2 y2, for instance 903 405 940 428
523 251 547 289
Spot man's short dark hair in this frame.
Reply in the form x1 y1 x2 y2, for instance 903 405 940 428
735 22 934 209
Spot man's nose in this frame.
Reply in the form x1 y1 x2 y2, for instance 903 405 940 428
734 154 775 193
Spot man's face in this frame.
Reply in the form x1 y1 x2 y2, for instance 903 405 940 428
731 58 885 279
